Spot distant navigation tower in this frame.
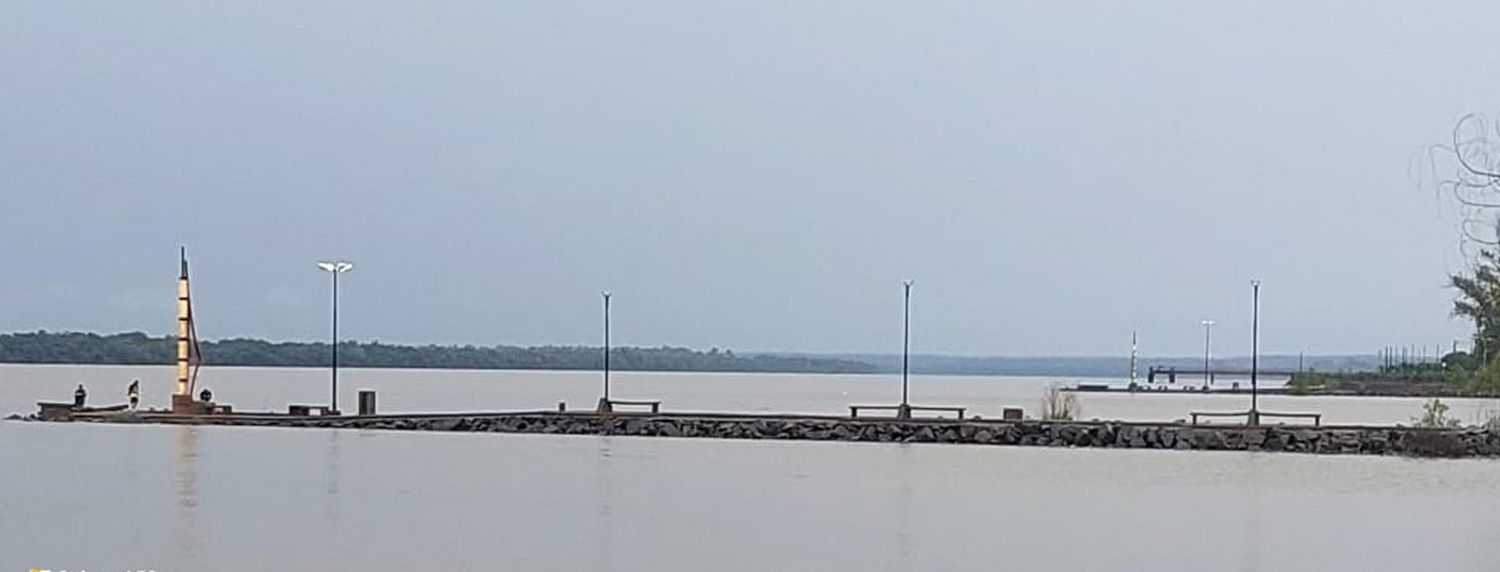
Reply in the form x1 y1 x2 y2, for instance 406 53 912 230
171 248 205 413
1129 331 1139 387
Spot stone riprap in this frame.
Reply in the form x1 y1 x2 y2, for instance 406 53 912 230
23 410 1500 458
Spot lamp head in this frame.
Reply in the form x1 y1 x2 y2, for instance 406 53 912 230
318 261 354 273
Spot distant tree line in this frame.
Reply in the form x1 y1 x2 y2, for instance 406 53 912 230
807 352 1381 378
0 331 879 374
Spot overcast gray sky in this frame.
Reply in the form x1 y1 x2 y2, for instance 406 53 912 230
1 1 1493 356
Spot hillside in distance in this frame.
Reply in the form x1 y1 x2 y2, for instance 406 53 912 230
0 331 1387 378
0 331 879 374
789 353 1383 378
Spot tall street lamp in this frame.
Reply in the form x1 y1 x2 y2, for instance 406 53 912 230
1249 279 1262 425
900 279 914 417
317 261 353 413
602 291 612 402
1201 320 1214 387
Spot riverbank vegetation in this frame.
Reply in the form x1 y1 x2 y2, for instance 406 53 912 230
1285 117 1500 401
1284 362 1500 397
0 331 878 374
1412 398 1463 428
1324 115 1500 402
1041 383 1081 420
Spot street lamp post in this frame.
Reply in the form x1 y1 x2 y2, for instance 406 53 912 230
317 261 353 413
602 291 612 402
1201 320 1214 387
1250 279 1262 425
900 279 913 418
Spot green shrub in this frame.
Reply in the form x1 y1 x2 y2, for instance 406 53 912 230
1413 398 1462 428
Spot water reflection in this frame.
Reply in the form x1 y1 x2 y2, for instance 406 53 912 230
9 423 1500 571
894 444 914 570
593 438 615 571
1239 455 1264 572
324 429 345 535
170 426 204 561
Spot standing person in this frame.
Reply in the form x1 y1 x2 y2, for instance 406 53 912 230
127 379 140 411
73 383 87 408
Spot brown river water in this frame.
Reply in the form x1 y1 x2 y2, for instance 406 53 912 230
4 364 1500 571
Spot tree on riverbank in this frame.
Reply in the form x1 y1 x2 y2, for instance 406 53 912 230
1435 114 1500 367
1430 114 1500 245
1450 236 1500 364
1293 116 1500 411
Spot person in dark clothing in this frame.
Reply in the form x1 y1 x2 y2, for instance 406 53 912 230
127 380 140 411
73 383 87 408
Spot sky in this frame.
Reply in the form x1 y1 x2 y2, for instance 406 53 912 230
1 1 1495 357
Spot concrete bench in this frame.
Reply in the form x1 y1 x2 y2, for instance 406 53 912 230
598 399 661 414
1259 412 1322 426
849 405 967 420
289 404 339 416
911 406 967 420
1190 411 1244 425
849 405 901 418
35 402 131 421
1191 411 1321 426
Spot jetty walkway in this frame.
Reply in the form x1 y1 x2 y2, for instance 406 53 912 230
14 408 1498 459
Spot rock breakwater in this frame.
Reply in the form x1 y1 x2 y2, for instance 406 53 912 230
37 411 1500 458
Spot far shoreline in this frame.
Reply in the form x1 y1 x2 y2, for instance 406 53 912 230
0 361 1102 379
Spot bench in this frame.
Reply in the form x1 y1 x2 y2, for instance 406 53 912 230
289 404 339 416
1190 411 1246 425
1258 412 1322 426
597 399 661 414
36 401 78 421
849 405 902 418
1191 410 1321 426
849 404 967 420
911 405 966 420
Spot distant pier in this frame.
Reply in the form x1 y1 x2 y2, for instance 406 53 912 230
1143 365 1297 385
1067 383 1292 395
